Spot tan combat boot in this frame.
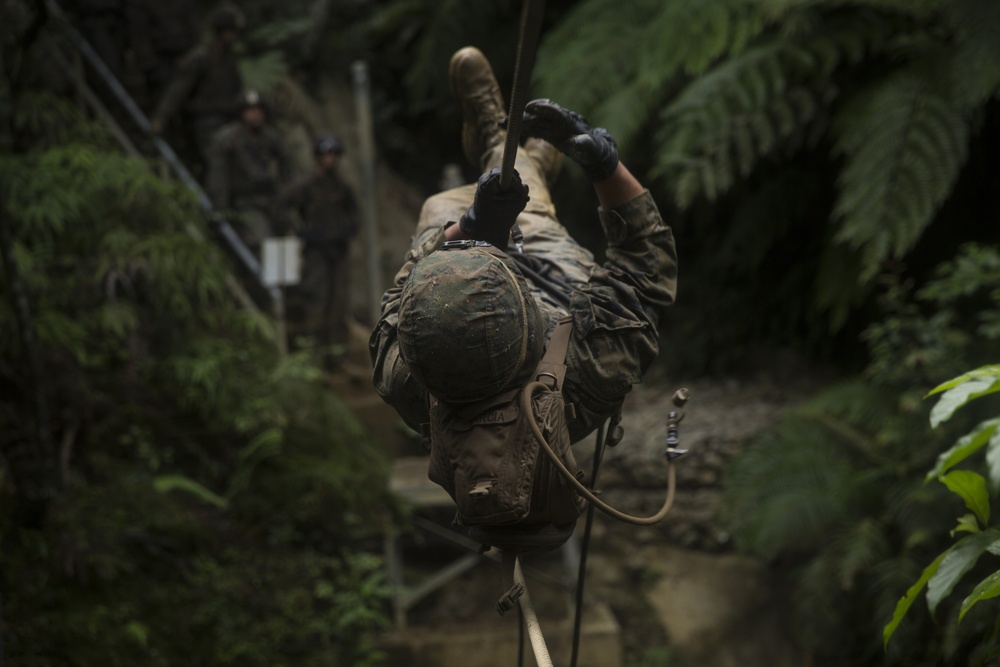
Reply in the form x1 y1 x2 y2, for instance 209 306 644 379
449 46 507 170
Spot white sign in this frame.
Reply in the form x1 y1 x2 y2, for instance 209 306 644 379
261 236 302 287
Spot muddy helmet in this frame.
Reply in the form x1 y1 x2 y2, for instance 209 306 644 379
397 244 547 404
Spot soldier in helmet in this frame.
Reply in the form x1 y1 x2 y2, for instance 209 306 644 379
370 47 678 443
206 90 291 256
149 4 245 165
278 135 359 365
124 0 199 106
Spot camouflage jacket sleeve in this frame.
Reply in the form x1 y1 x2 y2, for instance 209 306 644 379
368 223 447 432
151 47 204 124
124 0 156 72
205 127 233 210
563 190 677 442
276 174 312 227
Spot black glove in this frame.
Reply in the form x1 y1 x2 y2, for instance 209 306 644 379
521 99 619 181
458 167 529 250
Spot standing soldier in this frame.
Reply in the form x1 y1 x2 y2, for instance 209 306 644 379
124 0 199 108
69 0 126 79
279 135 359 367
149 4 245 165
206 91 291 258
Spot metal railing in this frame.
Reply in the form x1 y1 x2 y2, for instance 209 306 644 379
45 0 284 347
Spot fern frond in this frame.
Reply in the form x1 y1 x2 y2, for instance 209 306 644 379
535 0 661 115
831 69 969 281
945 0 1000 107
654 40 832 206
636 0 765 80
834 518 891 589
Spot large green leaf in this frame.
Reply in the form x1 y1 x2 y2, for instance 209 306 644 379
930 378 1000 428
926 419 1000 480
960 570 1000 621
986 425 1000 492
926 528 1000 616
884 549 949 647
939 470 990 527
927 365 1000 396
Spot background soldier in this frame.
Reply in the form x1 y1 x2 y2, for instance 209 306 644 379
206 90 291 257
279 135 359 367
149 4 245 165
124 0 199 109
69 0 125 79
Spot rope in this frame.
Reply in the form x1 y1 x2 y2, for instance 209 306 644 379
523 382 678 525
570 422 608 667
500 0 547 190
514 557 554 667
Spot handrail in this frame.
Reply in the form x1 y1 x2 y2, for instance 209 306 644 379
45 0 269 290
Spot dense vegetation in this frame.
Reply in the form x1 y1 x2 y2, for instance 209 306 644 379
2 3 393 664
2 0 1000 665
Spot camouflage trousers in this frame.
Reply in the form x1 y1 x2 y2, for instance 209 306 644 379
413 143 597 316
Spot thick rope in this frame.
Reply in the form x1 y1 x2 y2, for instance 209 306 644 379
500 0 547 190
514 557 554 667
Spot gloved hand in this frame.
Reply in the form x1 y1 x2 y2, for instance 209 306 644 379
521 99 619 182
459 167 529 250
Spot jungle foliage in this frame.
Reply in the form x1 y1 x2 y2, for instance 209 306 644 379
723 244 1000 666
531 0 1000 368
4 0 1000 664
1 4 393 665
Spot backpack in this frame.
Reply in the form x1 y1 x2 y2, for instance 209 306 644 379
425 317 585 550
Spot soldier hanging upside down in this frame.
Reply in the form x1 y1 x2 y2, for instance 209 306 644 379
370 47 678 444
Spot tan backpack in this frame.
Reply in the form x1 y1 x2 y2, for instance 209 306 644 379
425 318 585 548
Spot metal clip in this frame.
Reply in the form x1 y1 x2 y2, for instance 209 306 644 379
496 583 524 616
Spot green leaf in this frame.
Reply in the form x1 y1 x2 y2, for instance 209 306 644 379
930 377 1000 427
125 620 149 647
960 570 1000 621
927 364 1000 396
940 470 990 526
927 528 1000 616
884 550 949 647
153 474 228 508
987 425 1000 492
926 420 1000 480
953 513 981 536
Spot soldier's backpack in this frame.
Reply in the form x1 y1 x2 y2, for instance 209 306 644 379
425 317 586 551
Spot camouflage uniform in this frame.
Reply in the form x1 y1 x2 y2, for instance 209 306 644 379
151 42 243 162
207 121 291 252
370 142 678 443
71 0 125 78
124 0 199 97
279 169 359 350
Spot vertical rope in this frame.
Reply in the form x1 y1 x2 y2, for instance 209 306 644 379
514 557 554 667
499 0 547 190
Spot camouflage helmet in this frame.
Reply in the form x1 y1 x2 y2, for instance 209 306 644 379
241 89 266 110
314 134 344 157
397 244 547 404
210 5 245 32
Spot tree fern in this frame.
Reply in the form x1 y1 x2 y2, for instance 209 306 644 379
536 0 764 148
831 67 969 281
946 0 1000 107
